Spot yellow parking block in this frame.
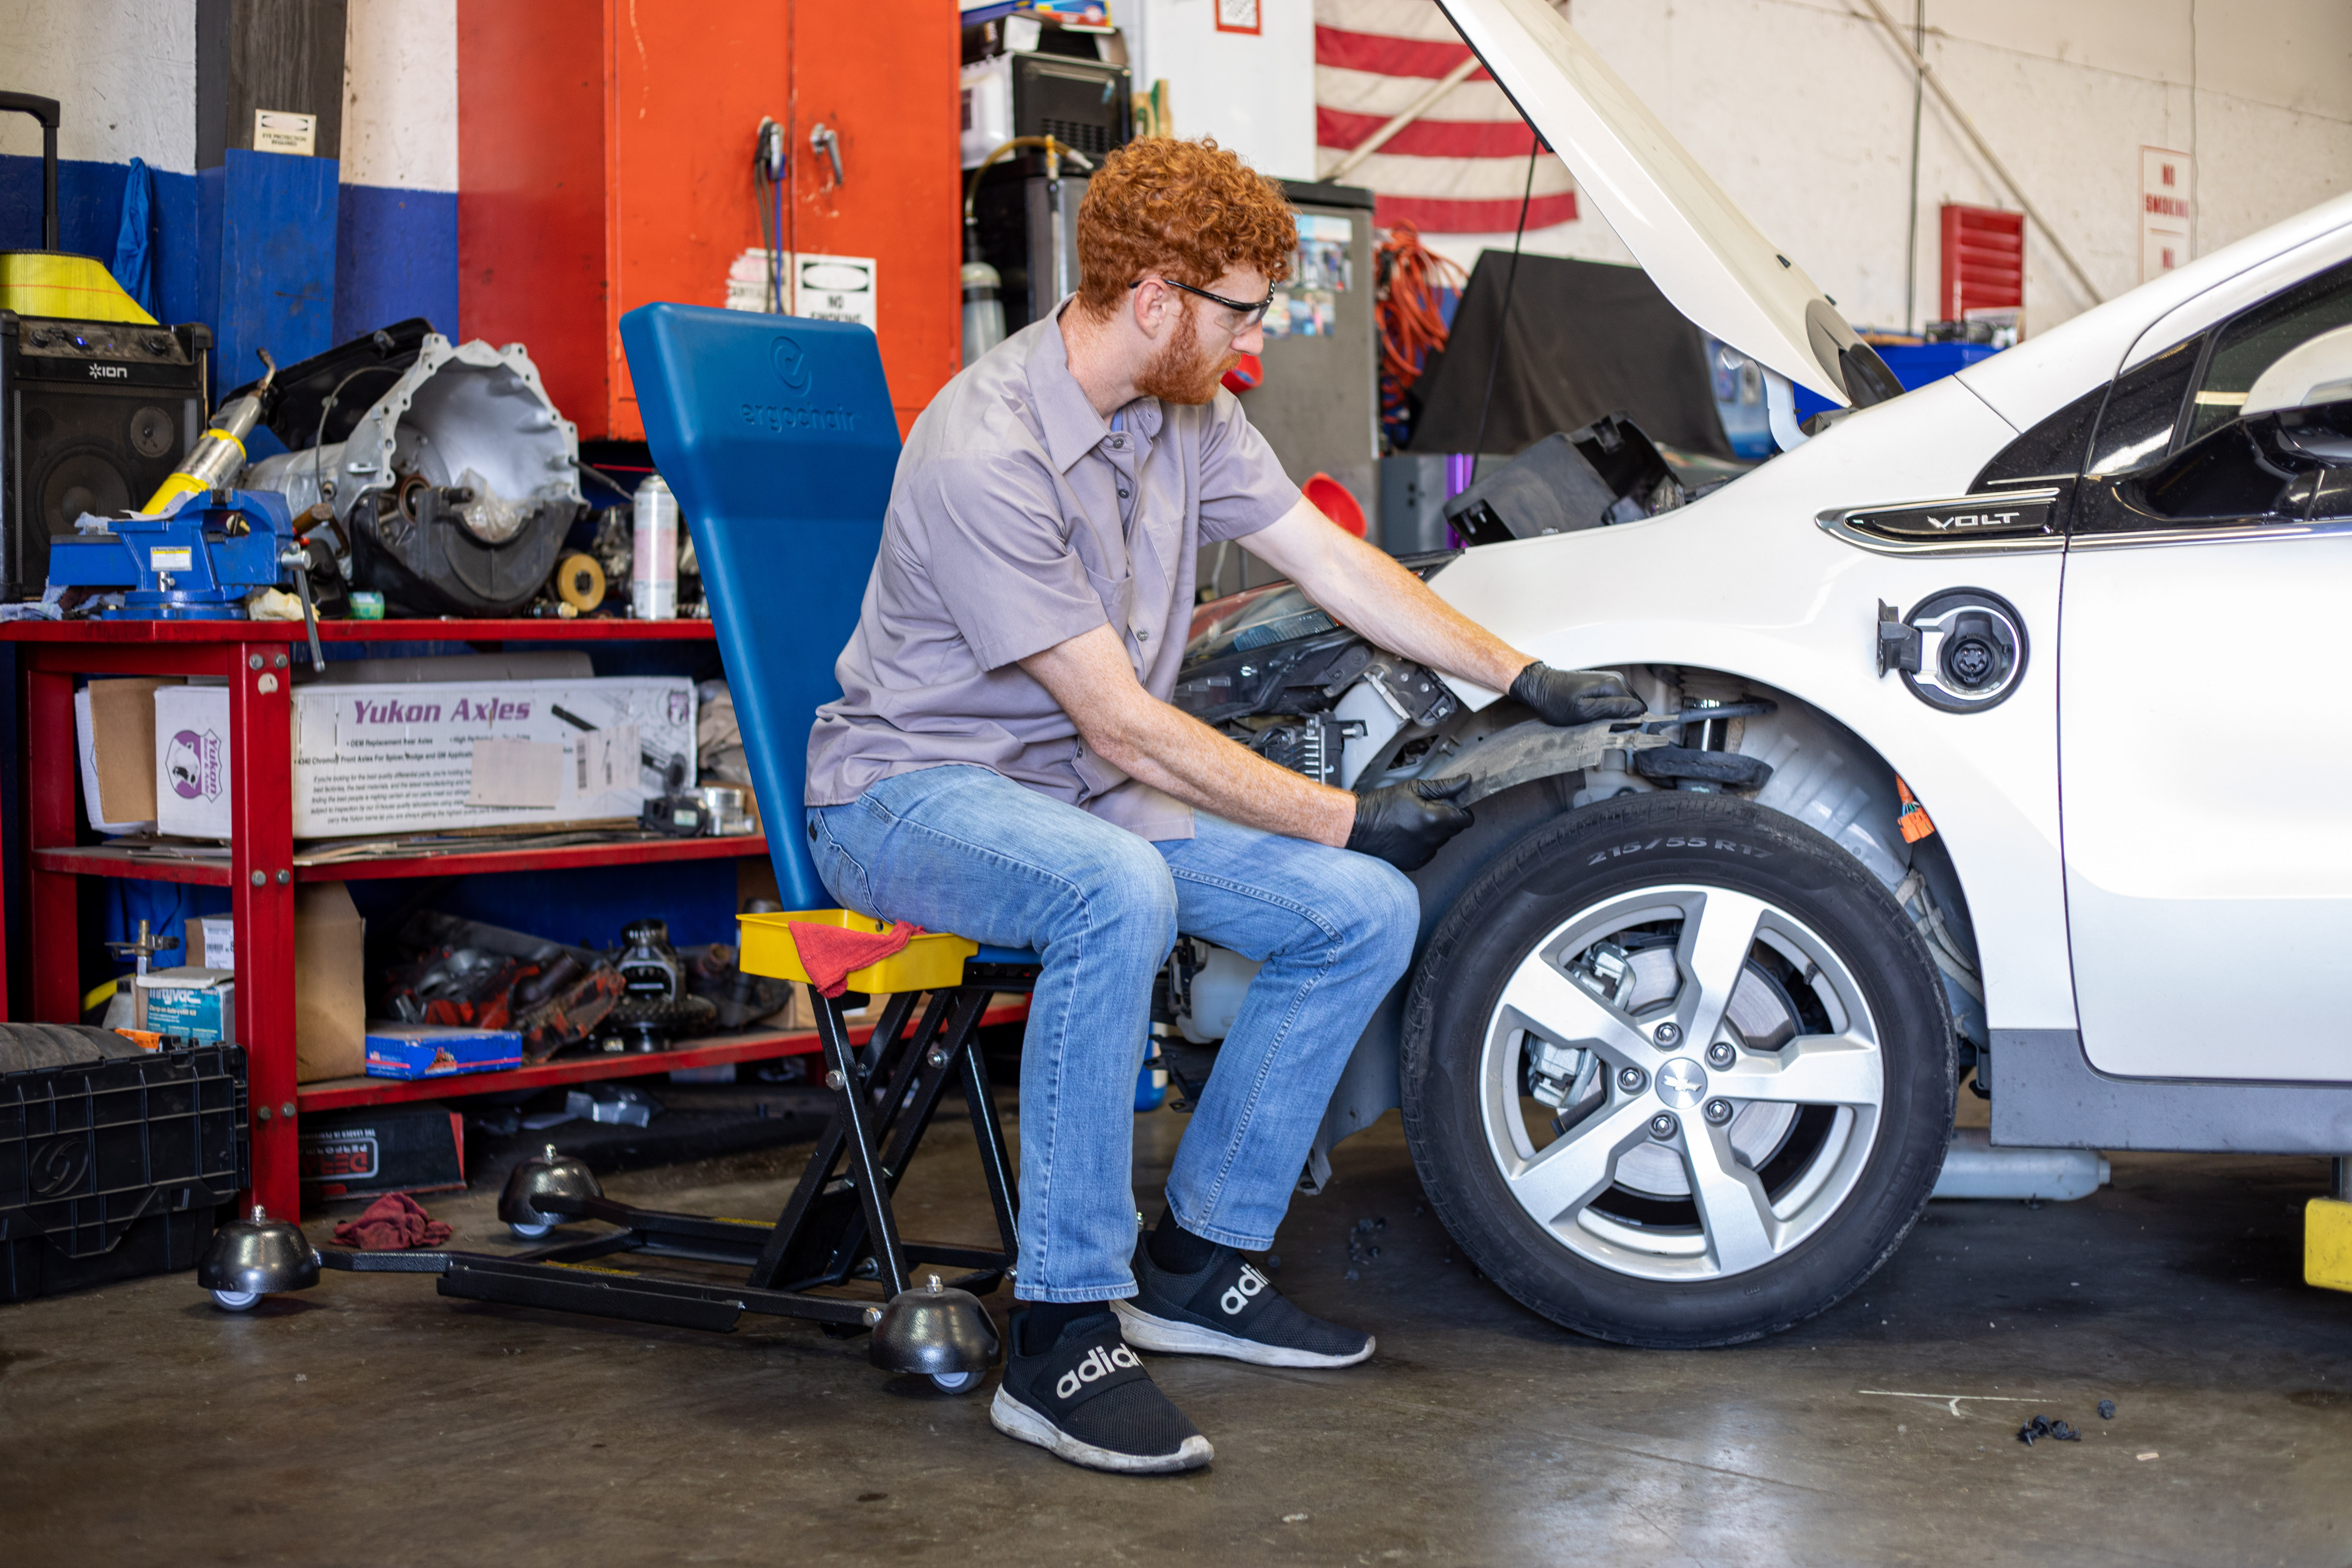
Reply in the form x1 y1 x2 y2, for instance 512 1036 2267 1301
2305 1197 2352 1293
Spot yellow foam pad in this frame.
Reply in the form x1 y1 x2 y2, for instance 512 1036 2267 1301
2306 1196 2352 1294
0 252 158 323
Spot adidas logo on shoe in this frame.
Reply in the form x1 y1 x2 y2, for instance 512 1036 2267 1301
1220 1263 1269 1317
1055 1341 1143 1400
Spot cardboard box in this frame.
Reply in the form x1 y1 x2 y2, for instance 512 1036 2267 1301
364 1023 524 1080
298 1104 467 1200
76 677 175 834
294 884 367 1082
154 676 697 840
186 914 236 969
134 968 236 1043
175 884 367 1082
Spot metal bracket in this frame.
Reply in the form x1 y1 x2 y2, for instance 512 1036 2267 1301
1876 599 1922 677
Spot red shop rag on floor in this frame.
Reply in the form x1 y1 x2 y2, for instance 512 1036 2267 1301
786 921 923 997
332 1192 454 1251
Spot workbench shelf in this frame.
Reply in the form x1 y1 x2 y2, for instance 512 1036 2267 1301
295 1002 1032 1112
0 616 1020 1222
32 831 769 887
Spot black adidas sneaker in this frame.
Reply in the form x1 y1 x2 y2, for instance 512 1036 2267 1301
990 1310 1213 1474
1114 1243 1375 1368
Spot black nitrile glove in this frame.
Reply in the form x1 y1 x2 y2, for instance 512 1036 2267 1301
1347 775 1475 871
1510 661 1645 727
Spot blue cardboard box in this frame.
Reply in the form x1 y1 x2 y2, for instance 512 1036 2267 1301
134 968 236 1043
364 1023 523 1080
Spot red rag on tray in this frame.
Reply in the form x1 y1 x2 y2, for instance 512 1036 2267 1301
787 920 923 997
331 1192 454 1251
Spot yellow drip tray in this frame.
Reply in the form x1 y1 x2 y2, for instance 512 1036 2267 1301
737 909 978 994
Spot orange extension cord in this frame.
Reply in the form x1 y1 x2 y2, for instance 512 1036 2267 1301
1375 220 1467 447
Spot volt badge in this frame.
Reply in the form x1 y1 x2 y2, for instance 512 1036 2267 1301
1876 588 2028 714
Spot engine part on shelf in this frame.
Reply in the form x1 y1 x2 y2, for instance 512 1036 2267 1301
377 911 624 1063
685 941 796 1030
245 334 584 616
640 791 714 837
608 918 719 1050
694 784 755 836
237 317 436 455
553 550 606 611
146 347 277 513
695 678 752 785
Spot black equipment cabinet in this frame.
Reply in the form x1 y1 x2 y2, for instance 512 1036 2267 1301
965 52 1132 335
0 313 211 602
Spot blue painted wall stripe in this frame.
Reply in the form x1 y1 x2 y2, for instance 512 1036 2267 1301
336 183 457 343
0 154 203 328
5 156 459 371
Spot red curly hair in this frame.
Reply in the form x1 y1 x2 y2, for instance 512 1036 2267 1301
1074 137 1295 319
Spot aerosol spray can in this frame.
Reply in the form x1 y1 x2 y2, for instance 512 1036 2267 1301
632 474 678 620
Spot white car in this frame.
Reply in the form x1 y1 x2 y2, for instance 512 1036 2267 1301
1167 0 2352 1346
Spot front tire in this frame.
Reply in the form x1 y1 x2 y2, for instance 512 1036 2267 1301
1401 792 1954 1348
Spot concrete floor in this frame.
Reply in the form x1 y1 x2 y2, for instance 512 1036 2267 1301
2 1099 2348 1567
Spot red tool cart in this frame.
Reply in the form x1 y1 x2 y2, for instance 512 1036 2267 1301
2 616 1023 1220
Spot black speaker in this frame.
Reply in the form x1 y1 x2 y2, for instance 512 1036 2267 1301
1 312 211 601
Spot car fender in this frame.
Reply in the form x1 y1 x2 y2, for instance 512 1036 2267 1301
1419 374 2075 1037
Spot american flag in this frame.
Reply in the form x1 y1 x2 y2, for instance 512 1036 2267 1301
1314 0 1578 232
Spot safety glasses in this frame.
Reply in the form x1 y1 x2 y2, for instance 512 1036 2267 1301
1132 276 1275 331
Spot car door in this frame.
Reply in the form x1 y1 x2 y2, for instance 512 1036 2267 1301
2059 255 2352 1081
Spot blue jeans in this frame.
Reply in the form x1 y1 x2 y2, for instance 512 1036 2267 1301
807 764 1418 1303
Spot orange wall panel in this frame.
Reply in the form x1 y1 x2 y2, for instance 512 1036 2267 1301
459 0 958 443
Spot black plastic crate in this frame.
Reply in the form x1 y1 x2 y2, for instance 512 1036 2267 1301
0 1043 247 1303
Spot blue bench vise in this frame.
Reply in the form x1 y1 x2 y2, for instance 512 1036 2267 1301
47 488 328 665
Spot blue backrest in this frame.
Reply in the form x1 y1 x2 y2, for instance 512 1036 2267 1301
618 304 900 911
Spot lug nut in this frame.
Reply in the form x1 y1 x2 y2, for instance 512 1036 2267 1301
1706 1041 1735 1068
1653 1022 1682 1047
1616 1065 1646 1093
1704 1098 1734 1125
1648 1112 1679 1141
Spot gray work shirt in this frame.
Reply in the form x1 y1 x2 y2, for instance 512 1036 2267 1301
806 306 1298 842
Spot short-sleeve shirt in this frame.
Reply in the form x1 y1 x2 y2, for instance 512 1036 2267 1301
805 304 1300 842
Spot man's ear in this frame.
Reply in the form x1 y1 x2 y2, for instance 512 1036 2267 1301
1127 276 1174 341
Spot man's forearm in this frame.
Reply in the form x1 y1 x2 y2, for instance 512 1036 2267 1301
1022 623 1356 845
1088 695 1356 845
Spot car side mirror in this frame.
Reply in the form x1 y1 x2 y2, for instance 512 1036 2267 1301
2244 322 2352 468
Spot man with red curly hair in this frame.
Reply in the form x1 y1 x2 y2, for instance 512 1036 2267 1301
807 138 1638 1472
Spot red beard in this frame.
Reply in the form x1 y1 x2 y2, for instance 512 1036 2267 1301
1133 303 1241 405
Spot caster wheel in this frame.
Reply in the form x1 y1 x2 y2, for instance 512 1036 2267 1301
509 1220 553 1239
211 1289 260 1311
929 1370 982 1394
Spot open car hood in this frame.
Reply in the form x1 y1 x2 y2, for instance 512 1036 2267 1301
1437 0 1889 408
